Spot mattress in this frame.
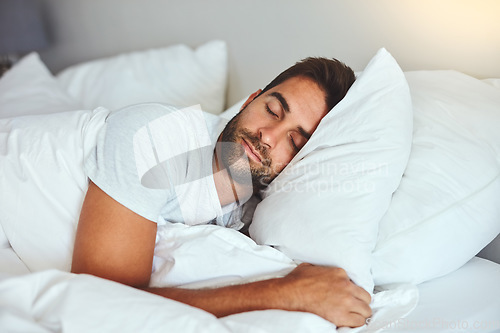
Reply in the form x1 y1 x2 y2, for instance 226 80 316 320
379 257 500 333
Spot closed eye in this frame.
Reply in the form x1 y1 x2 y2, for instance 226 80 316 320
290 136 299 152
266 105 278 118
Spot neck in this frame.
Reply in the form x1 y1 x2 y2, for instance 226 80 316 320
212 148 254 207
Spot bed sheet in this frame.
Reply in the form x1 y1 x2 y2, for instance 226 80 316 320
0 223 29 275
377 257 500 333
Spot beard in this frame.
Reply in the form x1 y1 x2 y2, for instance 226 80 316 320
217 111 274 191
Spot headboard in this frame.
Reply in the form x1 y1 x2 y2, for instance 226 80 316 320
38 0 500 108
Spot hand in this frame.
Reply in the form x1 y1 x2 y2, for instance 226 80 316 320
280 263 372 327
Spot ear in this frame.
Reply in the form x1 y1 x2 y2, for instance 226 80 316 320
240 89 262 111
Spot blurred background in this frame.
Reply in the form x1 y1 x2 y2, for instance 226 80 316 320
1 0 500 105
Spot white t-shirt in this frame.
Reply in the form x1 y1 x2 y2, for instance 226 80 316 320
85 103 242 229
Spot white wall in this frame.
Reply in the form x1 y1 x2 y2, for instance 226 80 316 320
38 0 500 107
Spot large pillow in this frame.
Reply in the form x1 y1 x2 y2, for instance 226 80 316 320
249 48 413 293
482 78 500 90
0 53 81 118
57 40 228 114
372 71 500 285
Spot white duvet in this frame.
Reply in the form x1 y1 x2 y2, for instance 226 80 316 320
0 223 418 333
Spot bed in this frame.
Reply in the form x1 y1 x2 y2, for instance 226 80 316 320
1 1 500 332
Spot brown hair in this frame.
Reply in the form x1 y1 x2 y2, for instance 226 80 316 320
261 57 355 111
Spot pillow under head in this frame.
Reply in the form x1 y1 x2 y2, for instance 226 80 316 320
250 48 413 293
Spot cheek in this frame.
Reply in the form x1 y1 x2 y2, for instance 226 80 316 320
240 104 270 130
270 150 294 175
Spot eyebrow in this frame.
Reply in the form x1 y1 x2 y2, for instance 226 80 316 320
270 91 312 140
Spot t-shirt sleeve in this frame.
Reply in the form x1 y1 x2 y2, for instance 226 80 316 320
85 103 190 223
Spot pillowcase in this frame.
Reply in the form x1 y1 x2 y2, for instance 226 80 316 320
0 53 81 118
220 96 247 120
57 40 228 114
482 78 500 90
249 48 413 293
372 71 500 285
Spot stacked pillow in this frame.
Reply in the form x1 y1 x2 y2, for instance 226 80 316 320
372 70 500 285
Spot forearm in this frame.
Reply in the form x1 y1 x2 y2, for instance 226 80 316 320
142 277 294 318
142 264 372 327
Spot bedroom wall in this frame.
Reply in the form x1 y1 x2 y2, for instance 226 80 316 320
478 234 500 264
37 0 500 108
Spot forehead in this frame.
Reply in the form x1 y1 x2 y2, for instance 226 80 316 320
264 76 328 132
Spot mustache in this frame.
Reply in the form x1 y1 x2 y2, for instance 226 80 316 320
240 129 271 167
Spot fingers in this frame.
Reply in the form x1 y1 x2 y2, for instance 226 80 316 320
312 265 372 327
324 296 371 328
336 312 369 328
341 277 372 324
322 298 371 328
352 282 372 305
332 285 372 327
351 295 373 320
287 263 373 328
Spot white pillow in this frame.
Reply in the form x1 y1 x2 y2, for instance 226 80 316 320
220 96 247 119
249 49 413 293
0 53 81 118
57 40 228 114
372 71 500 285
482 78 500 90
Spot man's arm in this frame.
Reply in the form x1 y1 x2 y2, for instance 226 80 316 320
72 182 372 327
144 263 371 327
72 181 157 287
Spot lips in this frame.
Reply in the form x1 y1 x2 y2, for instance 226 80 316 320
242 138 262 163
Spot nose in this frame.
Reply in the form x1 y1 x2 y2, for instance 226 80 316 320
259 124 285 149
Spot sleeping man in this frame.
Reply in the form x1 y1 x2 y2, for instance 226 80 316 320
71 57 372 328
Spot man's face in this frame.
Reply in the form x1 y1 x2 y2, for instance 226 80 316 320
219 76 328 190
